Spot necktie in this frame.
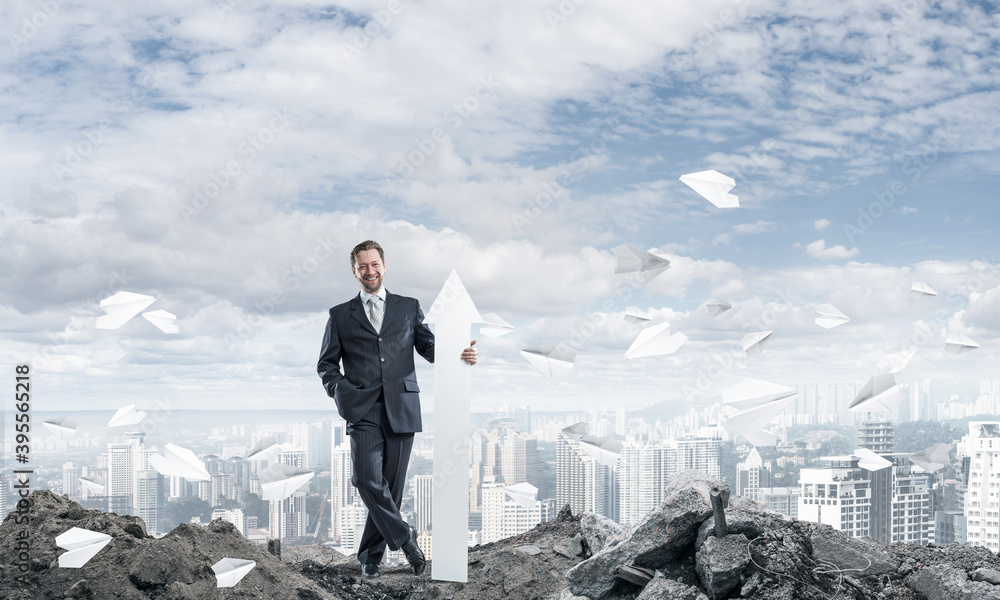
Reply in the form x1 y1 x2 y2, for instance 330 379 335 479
368 297 382 333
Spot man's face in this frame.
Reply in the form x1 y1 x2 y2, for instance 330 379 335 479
352 249 386 294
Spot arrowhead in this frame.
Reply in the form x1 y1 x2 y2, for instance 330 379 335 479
424 270 483 325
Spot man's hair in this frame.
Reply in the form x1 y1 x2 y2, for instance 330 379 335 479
350 240 385 268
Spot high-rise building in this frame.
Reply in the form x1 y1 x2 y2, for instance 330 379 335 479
63 462 80 499
213 508 247 536
758 486 800 519
268 448 310 544
736 448 772 502
557 423 619 522
481 482 555 544
339 501 369 554
412 474 433 532
618 436 722 526
329 421 355 544
107 435 141 515
798 452 931 545
963 421 1000 552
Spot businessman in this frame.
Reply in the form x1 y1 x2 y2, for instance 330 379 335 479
317 240 477 579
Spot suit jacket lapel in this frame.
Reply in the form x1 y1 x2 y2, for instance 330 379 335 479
350 295 377 335
382 291 400 331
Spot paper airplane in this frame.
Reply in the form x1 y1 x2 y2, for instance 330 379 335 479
623 306 651 324
56 527 112 568
909 443 951 473
478 313 514 338
612 244 671 283
814 304 849 329
722 378 798 447
679 170 739 208
579 436 623 468
503 482 539 509
96 291 156 329
875 348 916 374
910 282 937 298
259 463 315 501
706 300 732 317
43 417 78 440
849 374 904 413
211 557 256 588
854 448 892 472
142 310 178 334
945 331 979 355
79 475 106 495
521 342 576 380
625 322 687 359
740 331 772 356
148 443 211 482
108 404 146 427
247 436 282 461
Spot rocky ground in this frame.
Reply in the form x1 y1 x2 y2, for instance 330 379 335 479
5 474 1000 600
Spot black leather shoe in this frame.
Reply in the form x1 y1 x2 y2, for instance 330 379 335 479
361 563 381 579
401 525 426 575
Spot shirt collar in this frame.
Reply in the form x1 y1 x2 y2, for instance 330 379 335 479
359 288 386 305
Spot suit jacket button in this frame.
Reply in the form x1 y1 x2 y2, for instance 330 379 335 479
378 337 383 341
380 357 385 362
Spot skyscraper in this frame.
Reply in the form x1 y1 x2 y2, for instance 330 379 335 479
481 482 555 544
737 447 772 502
412 474 433 532
556 423 619 521
963 421 1000 552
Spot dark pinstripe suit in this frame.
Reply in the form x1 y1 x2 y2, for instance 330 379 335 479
317 290 434 563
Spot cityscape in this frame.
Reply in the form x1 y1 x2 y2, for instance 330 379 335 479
5 376 1000 563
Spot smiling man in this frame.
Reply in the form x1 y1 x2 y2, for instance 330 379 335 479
317 239 477 578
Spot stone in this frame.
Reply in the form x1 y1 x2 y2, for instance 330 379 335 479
515 545 542 556
906 564 1000 600
635 575 708 600
566 471 725 599
695 533 749 599
554 535 584 559
972 568 1000 585
580 512 623 555
809 524 897 576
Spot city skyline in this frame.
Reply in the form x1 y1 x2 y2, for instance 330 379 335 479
2 1 999 413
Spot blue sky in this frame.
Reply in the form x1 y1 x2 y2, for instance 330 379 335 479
2 0 999 413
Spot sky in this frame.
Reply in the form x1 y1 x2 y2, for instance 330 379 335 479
2 0 999 415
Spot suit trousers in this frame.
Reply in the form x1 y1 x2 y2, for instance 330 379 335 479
350 394 414 565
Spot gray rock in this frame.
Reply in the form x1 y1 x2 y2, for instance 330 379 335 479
515 544 542 556
695 533 749 599
636 574 708 600
580 512 623 555
809 524 897 576
906 564 1000 600
566 471 725 599
554 535 585 559
972 568 1000 585
694 498 764 550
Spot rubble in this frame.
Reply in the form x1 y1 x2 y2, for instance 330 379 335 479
7 475 1000 600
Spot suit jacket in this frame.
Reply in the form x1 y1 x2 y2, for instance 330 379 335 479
317 290 434 433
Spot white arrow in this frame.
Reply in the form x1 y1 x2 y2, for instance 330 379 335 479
423 269 482 583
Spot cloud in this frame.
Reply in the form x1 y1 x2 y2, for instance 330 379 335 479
713 233 731 245
806 239 860 260
900 206 918 214
733 220 776 235
813 218 830 231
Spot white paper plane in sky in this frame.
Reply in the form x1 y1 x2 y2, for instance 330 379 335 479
149 443 211 482
96 291 155 329
814 304 849 329
875 348 916 374
849 374 904 413
679 170 739 208
910 282 938 298
247 436 282 461
945 331 979 355
740 331 772 357
212 558 256 588
854 448 892 472
706 300 732 317
721 378 798 447
611 244 671 283
56 527 112 568
623 306 651 324
142 310 178 334
909 443 951 473
259 463 315 501
521 342 576 380
478 313 515 338
108 404 146 427
43 417 78 440
79 476 106 495
503 483 539 509
625 322 687 359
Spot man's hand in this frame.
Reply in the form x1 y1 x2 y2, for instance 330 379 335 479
461 340 478 365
